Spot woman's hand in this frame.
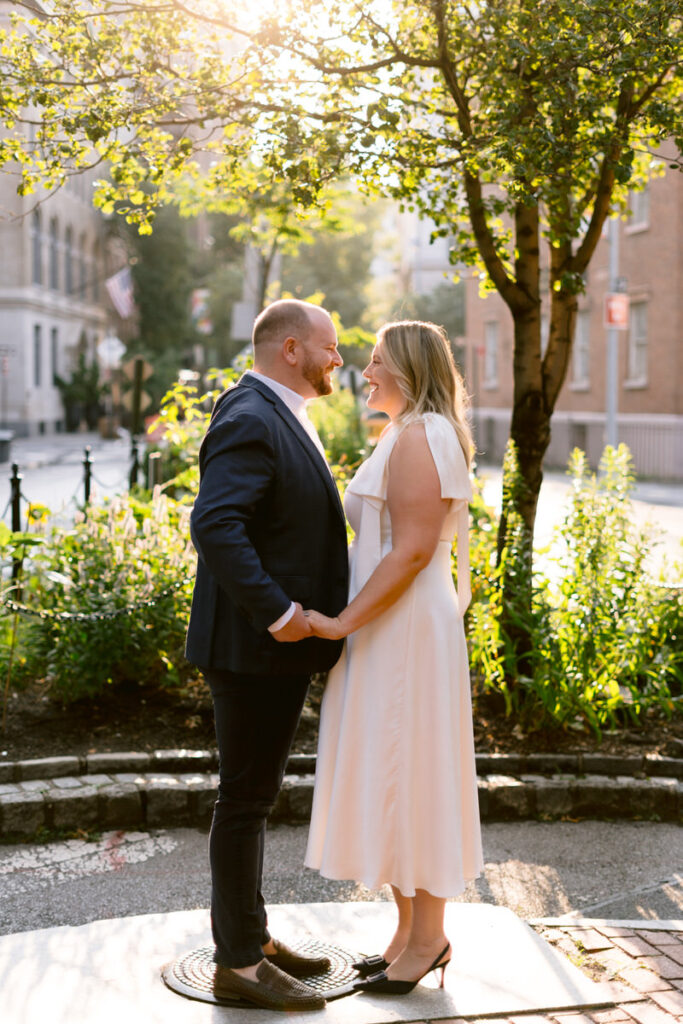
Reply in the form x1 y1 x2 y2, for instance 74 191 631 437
304 609 346 640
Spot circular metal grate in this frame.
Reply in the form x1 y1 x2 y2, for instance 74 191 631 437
162 939 362 1006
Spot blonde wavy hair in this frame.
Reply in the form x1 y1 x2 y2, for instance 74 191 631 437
377 320 474 468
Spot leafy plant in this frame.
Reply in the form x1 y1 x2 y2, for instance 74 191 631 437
1 493 196 704
0 523 47 728
146 368 236 498
308 387 367 468
468 445 682 734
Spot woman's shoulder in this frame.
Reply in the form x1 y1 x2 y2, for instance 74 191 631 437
396 412 458 448
395 413 470 499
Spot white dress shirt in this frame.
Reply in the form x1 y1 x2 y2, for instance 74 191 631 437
245 370 328 632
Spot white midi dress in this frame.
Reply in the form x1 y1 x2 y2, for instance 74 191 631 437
305 412 484 898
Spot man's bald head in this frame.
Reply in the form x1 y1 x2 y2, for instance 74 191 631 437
251 298 341 399
252 299 318 349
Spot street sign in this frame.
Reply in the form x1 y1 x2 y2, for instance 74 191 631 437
121 389 152 413
604 293 629 331
122 357 153 381
97 334 126 368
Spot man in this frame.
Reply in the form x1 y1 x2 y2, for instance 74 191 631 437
185 299 349 1010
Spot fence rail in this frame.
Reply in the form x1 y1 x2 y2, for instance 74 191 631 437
1 441 160 582
1 440 156 532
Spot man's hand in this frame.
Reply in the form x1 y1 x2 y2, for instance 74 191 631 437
271 603 313 643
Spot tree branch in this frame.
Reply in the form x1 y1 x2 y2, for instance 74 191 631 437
430 0 527 311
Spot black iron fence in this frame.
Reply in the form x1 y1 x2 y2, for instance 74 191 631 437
0 440 164 534
0 441 187 620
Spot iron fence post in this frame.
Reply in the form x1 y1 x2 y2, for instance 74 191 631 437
147 450 162 490
83 446 92 507
10 461 22 581
129 437 140 489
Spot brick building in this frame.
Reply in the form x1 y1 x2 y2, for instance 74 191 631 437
398 160 683 480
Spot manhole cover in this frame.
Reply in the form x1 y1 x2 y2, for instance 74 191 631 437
162 939 361 1005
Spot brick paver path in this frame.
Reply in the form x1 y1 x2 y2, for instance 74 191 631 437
420 921 683 1024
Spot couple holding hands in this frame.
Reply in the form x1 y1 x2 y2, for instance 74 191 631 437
185 299 483 1011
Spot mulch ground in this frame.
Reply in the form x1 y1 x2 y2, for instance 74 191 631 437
2 676 682 764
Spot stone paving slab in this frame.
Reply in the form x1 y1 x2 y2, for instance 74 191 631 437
0 902 614 1024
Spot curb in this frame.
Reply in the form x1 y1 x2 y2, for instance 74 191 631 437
1 749 681 786
0 750 681 839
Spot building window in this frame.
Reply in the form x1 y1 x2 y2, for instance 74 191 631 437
628 186 650 230
627 302 648 384
79 233 87 299
64 227 74 295
92 240 100 301
50 327 59 385
572 310 590 387
33 324 42 388
48 219 58 287
483 321 499 387
31 209 42 285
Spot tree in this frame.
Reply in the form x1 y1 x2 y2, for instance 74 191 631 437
177 166 364 314
281 191 383 329
124 205 195 354
2 0 682 649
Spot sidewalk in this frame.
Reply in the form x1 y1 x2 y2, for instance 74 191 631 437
1 749 681 838
1 901 682 1024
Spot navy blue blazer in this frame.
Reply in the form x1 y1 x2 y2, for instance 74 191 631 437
185 374 349 675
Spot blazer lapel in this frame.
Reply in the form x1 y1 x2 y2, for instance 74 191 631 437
237 376 346 522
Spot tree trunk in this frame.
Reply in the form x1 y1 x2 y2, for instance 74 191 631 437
496 199 543 560
257 238 280 312
495 284 578 671
494 197 580 669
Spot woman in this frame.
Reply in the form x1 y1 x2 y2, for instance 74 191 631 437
304 320 483 995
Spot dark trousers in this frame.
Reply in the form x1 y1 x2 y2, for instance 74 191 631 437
205 667 310 968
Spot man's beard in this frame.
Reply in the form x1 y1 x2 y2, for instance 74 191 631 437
302 353 334 396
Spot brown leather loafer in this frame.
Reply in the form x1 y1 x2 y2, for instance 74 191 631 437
266 937 331 977
213 958 325 1010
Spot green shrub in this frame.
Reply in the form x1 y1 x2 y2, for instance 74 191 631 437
468 444 682 733
145 369 235 498
1 492 195 703
308 387 367 467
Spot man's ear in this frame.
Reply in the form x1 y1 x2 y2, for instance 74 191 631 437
282 336 298 366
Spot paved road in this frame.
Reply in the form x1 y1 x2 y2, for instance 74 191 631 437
1 821 681 937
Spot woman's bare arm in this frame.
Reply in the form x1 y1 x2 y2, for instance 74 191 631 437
306 423 449 639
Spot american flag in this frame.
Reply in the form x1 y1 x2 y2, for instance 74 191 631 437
105 266 135 319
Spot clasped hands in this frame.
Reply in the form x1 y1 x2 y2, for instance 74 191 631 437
272 602 345 643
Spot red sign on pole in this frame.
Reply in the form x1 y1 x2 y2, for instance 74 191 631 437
604 293 629 331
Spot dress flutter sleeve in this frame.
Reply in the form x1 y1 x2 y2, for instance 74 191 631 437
422 413 472 502
344 428 399 595
423 414 472 616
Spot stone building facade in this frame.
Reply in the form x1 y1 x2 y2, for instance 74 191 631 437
0 163 111 436
0 0 114 437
